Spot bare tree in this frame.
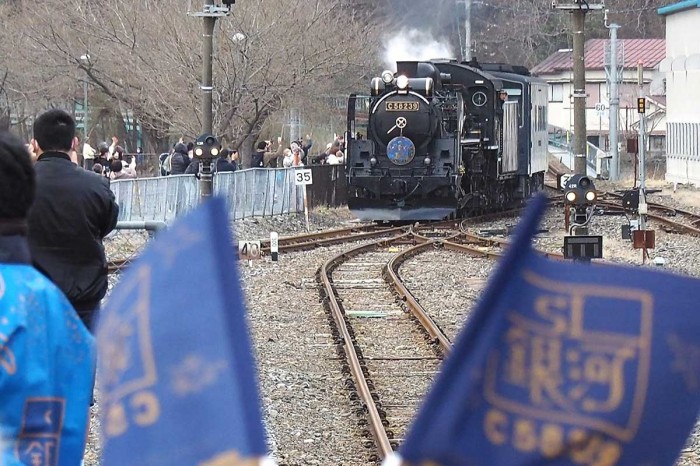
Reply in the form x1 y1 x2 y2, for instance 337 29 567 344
6 0 379 162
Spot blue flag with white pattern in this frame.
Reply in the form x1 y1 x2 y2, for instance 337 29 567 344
392 194 700 466
96 197 271 465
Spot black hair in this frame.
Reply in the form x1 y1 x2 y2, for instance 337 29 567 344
33 109 76 152
92 163 103 174
219 148 230 159
0 131 35 219
110 160 123 173
187 142 194 151
256 141 267 150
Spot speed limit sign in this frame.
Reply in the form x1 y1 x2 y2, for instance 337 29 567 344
238 241 261 261
295 168 313 185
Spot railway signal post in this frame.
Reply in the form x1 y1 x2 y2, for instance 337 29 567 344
552 1 605 175
189 1 233 197
562 174 602 263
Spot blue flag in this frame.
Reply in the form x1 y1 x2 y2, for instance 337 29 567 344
96 197 270 465
392 194 700 466
0 265 95 466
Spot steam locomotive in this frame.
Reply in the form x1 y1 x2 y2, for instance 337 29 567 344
345 59 549 221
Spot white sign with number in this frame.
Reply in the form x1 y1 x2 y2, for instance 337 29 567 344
295 169 313 186
594 102 607 117
238 241 261 261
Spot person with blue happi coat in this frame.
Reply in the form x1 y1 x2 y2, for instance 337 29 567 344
0 130 95 466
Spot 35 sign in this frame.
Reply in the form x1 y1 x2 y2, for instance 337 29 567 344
295 169 313 186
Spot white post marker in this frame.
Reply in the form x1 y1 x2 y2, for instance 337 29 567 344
270 231 279 262
294 168 313 232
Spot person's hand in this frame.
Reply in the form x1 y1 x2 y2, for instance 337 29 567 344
277 136 282 144
178 137 184 144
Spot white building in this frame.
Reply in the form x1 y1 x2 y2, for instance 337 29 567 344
532 39 666 154
658 1 700 185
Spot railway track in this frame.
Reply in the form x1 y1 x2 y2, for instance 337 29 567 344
317 224 555 462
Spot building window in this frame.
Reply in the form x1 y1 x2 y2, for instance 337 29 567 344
649 135 665 152
548 83 564 103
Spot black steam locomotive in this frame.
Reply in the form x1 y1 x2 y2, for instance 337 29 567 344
345 59 549 221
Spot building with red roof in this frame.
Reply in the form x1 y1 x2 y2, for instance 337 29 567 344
532 38 666 155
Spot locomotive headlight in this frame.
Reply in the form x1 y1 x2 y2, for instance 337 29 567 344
424 157 431 165
585 190 596 202
566 191 577 203
370 157 378 167
195 148 204 157
211 148 219 157
381 70 394 84
396 75 409 90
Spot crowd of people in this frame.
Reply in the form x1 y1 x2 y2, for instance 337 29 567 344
157 133 346 176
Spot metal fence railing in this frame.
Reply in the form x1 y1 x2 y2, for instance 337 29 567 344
110 168 306 223
213 169 304 220
110 166 348 224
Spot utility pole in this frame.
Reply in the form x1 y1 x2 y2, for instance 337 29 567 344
553 1 605 175
464 0 472 61
605 12 621 181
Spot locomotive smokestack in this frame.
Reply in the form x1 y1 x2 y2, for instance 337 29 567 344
397 61 419 78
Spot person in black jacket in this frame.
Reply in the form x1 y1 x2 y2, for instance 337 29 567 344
251 141 267 168
27 109 119 330
215 149 237 172
169 142 190 175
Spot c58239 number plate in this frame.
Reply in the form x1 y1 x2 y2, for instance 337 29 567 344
386 101 419 111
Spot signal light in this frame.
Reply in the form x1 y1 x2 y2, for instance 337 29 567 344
637 97 646 114
194 133 221 160
564 174 597 206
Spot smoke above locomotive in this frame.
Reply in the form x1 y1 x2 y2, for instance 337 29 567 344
383 29 455 70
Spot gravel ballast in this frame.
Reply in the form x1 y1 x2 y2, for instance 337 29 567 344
87 183 700 465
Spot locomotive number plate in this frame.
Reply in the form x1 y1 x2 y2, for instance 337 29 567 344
386 101 419 112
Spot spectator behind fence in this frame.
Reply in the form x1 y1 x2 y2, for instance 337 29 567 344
27 109 119 331
82 136 96 171
96 142 109 169
252 141 267 168
109 159 136 180
169 142 190 175
92 162 104 175
0 130 95 465
231 149 240 170
215 148 237 173
264 137 284 168
185 155 199 175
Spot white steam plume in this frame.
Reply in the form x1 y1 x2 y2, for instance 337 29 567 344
383 29 454 70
